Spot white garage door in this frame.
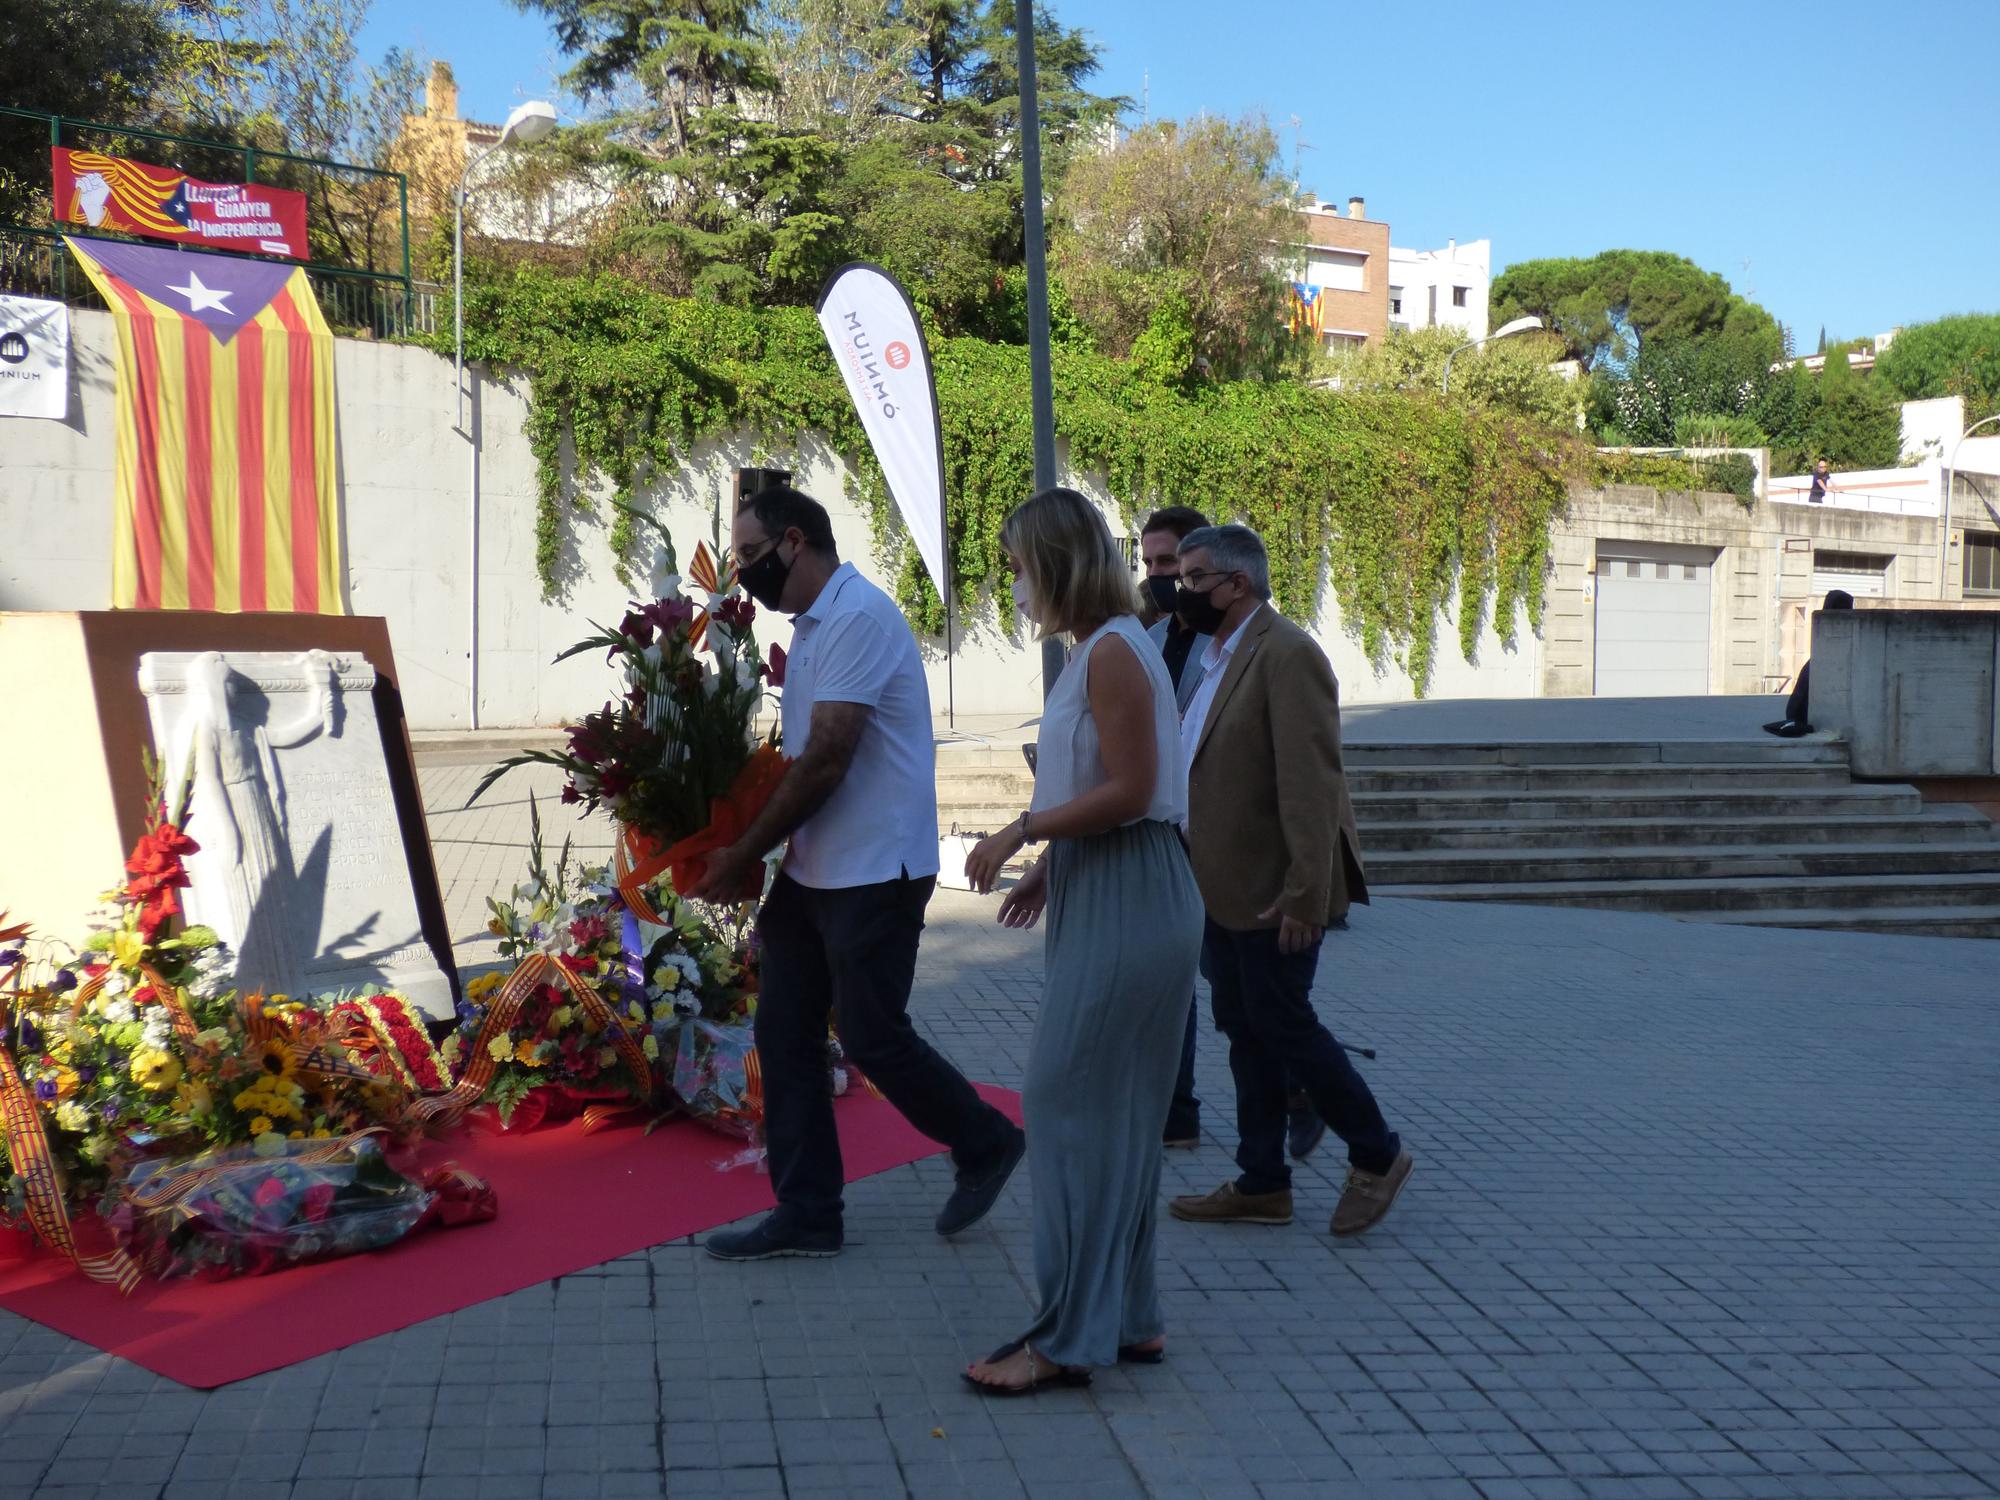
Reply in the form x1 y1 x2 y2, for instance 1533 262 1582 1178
1594 545 1714 696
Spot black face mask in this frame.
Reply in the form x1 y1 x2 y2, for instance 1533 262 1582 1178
738 540 793 611
1175 578 1230 635
1144 574 1181 617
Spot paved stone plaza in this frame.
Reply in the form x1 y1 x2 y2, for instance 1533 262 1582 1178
3 760 1997 1500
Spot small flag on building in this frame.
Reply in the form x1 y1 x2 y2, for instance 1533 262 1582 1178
65 236 343 612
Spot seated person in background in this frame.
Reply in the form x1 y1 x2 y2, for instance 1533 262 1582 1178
1764 589 1854 737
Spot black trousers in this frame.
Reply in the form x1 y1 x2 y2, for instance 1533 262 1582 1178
755 871 1013 1228
1202 918 1399 1194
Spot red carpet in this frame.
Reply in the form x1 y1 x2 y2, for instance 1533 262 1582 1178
0 1083 1021 1388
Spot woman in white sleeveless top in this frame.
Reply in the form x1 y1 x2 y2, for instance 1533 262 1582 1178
961 487 1204 1395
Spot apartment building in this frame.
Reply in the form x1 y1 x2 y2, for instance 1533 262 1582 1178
1388 238 1492 340
1289 197 1390 349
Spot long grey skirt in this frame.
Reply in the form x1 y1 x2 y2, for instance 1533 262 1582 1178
1019 818 1204 1367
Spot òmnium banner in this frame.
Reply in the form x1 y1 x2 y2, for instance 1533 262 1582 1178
814 263 947 597
0 293 69 420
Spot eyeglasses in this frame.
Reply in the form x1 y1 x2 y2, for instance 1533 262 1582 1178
736 536 779 567
1178 568 1236 591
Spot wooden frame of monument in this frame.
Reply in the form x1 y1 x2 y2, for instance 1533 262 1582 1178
0 612 460 1012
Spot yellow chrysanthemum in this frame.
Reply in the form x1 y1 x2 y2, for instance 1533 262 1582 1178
249 1114 274 1136
486 1035 514 1063
597 1046 617 1068
311 1127 332 1139
626 1002 644 1024
642 1035 660 1061
550 1005 573 1029
50 1067 80 1101
515 1038 544 1068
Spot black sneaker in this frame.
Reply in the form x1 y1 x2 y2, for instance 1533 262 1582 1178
936 1123 1027 1237
705 1213 843 1261
1287 1094 1327 1161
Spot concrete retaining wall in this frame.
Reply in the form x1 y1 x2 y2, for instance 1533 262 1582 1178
1814 610 2000 777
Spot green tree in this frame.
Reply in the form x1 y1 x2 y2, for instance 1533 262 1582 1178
518 0 846 302
1875 313 2000 418
1328 325 1582 432
1490 249 1782 375
0 0 260 220
1052 113 1299 381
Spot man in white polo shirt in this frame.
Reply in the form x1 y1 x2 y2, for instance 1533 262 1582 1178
692 485 1025 1261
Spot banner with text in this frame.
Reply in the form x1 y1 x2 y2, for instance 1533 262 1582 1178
0 293 69 420
53 147 309 259
814 263 946 595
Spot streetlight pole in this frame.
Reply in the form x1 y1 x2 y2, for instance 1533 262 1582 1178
1441 314 1546 395
1941 411 2000 599
453 99 557 730
1015 0 1065 702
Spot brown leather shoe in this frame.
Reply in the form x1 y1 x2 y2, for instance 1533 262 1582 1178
1168 1182 1293 1225
1331 1150 1413 1236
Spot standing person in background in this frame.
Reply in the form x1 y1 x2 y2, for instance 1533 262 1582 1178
1167 524 1413 1238
1809 459 1835 504
1141 507 1327 1162
695 485 1025 1261
1139 507 1215 1151
960 487 1202 1394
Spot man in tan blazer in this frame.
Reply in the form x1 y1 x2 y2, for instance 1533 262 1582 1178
1165 524 1414 1236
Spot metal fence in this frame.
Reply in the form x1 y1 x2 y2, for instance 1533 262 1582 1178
0 105 428 339
1 225 439 340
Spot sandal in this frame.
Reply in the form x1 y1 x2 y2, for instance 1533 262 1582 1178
961 1339 1093 1396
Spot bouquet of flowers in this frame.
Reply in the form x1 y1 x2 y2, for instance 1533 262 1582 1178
443 802 758 1130
106 1133 495 1280
1 777 442 1286
469 522 787 902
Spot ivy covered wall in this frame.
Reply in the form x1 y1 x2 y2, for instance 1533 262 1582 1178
449 267 1715 692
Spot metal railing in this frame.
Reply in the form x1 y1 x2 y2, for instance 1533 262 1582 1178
0 224 438 340
0 104 422 337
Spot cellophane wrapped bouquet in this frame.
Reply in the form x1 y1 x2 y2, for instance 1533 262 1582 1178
106 1133 495 1281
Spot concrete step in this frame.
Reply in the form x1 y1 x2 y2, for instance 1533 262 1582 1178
1351 784 1925 823
1369 841 2000 887
937 768 1040 800
1342 739 1848 768
1382 870 2000 914
1347 762 1851 794
1682 906 2000 940
1360 808 1999 853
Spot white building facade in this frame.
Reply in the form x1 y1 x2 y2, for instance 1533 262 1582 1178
1388 238 1491 340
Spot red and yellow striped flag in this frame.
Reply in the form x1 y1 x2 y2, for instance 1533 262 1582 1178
66 236 344 612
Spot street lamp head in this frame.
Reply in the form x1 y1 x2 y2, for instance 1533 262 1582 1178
499 100 558 146
1492 315 1544 341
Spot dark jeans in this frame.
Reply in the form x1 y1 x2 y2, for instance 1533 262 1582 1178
1202 918 1399 1194
755 871 1013 1229
1165 992 1202 1139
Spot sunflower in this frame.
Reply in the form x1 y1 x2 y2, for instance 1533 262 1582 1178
255 1038 299 1080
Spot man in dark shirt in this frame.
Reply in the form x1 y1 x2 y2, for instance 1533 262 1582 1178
1808 459 1834 504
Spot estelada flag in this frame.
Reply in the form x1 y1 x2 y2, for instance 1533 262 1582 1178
65 236 343 613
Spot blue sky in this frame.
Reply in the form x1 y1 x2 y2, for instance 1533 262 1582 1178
359 0 1998 342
